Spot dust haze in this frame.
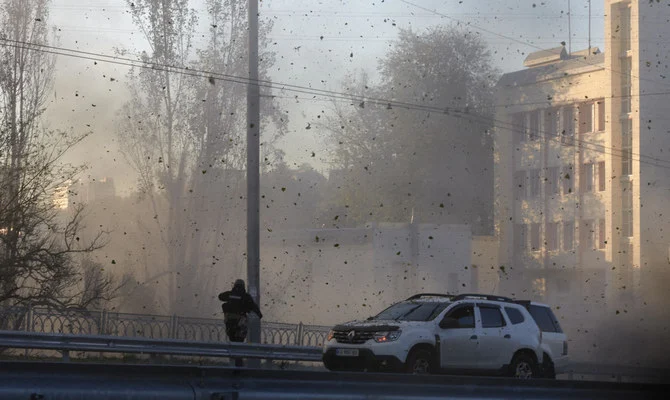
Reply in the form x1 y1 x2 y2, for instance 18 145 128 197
4 0 668 370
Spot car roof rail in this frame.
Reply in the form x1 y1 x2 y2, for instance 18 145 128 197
452 293 516 303
514 300 531 308
405 293 455 301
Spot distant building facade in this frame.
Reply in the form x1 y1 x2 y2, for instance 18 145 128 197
494 0 670 310
66 177 116 208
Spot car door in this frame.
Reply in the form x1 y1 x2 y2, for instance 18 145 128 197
476 304 513 369
438 303 479 369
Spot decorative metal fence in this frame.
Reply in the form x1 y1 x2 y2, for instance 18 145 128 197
0 306 330 347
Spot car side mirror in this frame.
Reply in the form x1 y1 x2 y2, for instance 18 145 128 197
439 317 459 329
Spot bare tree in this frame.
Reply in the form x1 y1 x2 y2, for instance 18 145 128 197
0 0 114 310
118 0 286 315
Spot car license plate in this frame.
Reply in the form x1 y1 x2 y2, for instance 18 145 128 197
335 348 359 357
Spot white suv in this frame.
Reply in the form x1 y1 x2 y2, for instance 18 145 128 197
323 293 557 378
515 300 569 378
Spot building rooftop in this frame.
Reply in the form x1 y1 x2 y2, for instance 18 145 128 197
523 46 569 68
499 51 605 88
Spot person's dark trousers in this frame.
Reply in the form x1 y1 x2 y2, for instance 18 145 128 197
226 318 246 367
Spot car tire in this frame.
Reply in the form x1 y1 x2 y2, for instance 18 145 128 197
405 349 434 375
541 357 556 379
509 353 538 379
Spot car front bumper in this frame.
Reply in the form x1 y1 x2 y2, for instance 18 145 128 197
322 348 405 372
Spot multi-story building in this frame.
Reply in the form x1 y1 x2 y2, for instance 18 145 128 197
494 0 670 313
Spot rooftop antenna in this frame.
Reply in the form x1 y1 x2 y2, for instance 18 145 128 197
568 0 572 54
588 0 592 51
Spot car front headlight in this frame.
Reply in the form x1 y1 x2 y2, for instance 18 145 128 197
374 330 402 343
327 330 335 341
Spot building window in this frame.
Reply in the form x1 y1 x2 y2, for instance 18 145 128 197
581 163 594 192
514 171 527 199
597 101 606 131
513 113 525 144
546 222 559 252
620 6 631 52
621 118 632 176
530 223 541 252
514 224 527 253
545 108 560 137
546 167 559 196
598 161 606 192
622 182 633 237
562 165 574 195
529 110 540 141
621 57 632 114
532 278 546 298
579 102 594 134
598 219 607 249
561 107 574 144
530 169 541 197
563 221 574 251
581 219 595 250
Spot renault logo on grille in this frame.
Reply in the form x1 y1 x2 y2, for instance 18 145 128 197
347 330 356 340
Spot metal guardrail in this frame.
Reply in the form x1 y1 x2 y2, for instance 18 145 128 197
0 361 666 400
0 305 330 346
567 362 670 383
0 330 323 362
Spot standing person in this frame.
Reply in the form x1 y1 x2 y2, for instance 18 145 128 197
218 279 263 343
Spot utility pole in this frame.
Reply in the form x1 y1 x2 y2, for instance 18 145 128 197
247 0 261 348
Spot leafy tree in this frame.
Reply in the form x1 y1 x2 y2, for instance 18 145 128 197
324 26 498 233
118 0 286 314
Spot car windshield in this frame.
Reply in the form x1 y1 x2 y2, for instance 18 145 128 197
373 301 450 321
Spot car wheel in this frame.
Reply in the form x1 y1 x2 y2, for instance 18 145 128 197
509 353 538 379
405 349 433 375
541 357 556 379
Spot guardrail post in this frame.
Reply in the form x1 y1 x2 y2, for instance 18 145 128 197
62 350 70 362
170 315 178 339
296 323 303 346
24 306 33 357
25 306 33 332
100 309 108 335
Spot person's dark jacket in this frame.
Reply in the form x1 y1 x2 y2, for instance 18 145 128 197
218 286 262 318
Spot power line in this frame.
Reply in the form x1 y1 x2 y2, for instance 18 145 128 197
399 0 670 89
2 37 669 171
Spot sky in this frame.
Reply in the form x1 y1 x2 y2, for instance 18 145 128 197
44 0 605 195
